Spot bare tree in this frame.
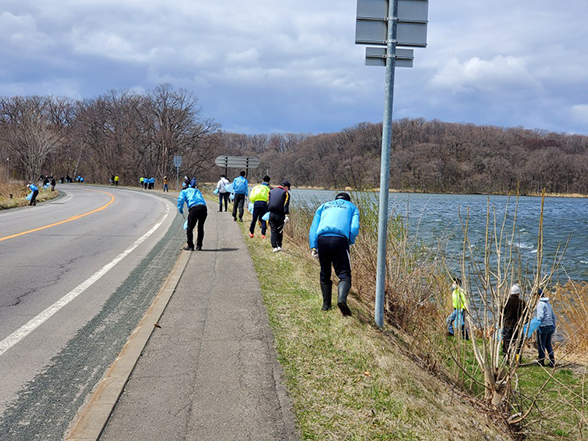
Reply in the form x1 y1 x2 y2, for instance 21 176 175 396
0 96 70 181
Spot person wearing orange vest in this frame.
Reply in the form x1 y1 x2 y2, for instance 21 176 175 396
248 175 271 238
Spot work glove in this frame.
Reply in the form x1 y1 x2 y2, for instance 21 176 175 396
284 216 290 224
311 248 318 258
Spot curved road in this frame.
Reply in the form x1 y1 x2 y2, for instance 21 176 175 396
0 184 183 440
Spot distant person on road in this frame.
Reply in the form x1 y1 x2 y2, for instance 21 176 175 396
114 175 119 186
268 180 291 252
177 182 208 251
248 175 271 238
50 177 56 191
232 171 249 222
27 183 39 206
309 192 360 316
535 289 557 367
446 278 468 338
502 284 527 358
163 176 169 192
216 174 231 212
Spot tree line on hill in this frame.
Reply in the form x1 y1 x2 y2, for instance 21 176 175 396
2 85 588 195
224 120 588 195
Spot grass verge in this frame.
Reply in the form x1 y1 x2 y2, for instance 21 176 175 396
237 212 511 440
0 182 59 209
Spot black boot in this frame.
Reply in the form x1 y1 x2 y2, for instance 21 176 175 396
320 284 332 311
337 280 352 316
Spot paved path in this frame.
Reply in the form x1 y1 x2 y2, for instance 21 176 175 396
67 203 299 441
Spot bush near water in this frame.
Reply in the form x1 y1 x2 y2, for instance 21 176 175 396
250 194 588 440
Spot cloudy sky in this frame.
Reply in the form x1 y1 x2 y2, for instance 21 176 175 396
2 0 588 135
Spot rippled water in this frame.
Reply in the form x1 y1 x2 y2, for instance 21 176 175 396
291 189 588 283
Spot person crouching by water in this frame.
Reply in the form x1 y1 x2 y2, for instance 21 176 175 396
446 278 468 338
309 192 360 317
177 182 207 251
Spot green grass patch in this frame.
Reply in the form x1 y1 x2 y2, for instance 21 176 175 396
237 212 512 440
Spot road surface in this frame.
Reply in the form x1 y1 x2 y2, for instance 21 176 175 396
0 184 183 440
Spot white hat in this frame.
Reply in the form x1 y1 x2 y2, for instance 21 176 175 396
510 284 521 295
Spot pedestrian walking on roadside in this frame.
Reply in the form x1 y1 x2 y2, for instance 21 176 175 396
27 183 39 206
309 192 360 316
50 177 56 191
502 284 527 359
177 182 208 251
535 289 557 367
114 175 119 186
248 175 271 238
268 181 291 252
163 176 169 192
216 174 231 212
446 278 468 338
232 171 248 222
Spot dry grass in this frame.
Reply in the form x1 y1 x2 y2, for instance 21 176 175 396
239 208 512 440
0 181 59 209
554 282 588 364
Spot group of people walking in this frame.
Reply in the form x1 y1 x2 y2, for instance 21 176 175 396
446 280 558 367
177 171 361 317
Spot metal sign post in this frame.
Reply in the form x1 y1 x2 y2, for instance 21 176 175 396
173 155 182 190
355 0 428 328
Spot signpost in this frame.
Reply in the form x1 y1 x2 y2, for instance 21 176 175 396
173 155 182 190
355 0 428 328
214 156 260 177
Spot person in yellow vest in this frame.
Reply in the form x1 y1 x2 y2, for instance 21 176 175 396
248 175 271 238
114 175 119 186
446 278 468 338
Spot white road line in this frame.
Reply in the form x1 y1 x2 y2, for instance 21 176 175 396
0 204 170 357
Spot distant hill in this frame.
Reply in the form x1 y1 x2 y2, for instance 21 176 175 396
219 119 588 195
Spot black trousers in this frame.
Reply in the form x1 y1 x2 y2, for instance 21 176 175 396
268 212 285 248
249 201 268 235
29 190 39 206
317 235 351 285
219 192 229 211
187 204 207 248
232 193 246 220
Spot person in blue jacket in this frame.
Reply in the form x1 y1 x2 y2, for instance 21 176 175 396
232 171 249 222
27 183 39 206
177 182 208 251
535 289 557 367
309 192 360 316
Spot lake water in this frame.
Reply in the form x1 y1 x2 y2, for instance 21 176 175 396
290 189 588 283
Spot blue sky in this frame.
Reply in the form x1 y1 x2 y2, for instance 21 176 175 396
2 0 588 135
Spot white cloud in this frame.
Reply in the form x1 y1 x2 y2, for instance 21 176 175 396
1 0 588 134
226 48 260 65
570 104 588 124
429 56 542 95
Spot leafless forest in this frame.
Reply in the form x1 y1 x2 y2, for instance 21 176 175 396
2 84 588 195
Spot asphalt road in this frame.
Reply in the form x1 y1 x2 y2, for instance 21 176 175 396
0 184 183 440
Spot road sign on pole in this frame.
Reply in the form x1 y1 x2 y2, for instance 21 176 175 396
214 156 260 169
173 156 182 190
214 156 260 177
355 0 428 329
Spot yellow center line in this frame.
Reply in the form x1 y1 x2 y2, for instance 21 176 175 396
0 191 116 243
